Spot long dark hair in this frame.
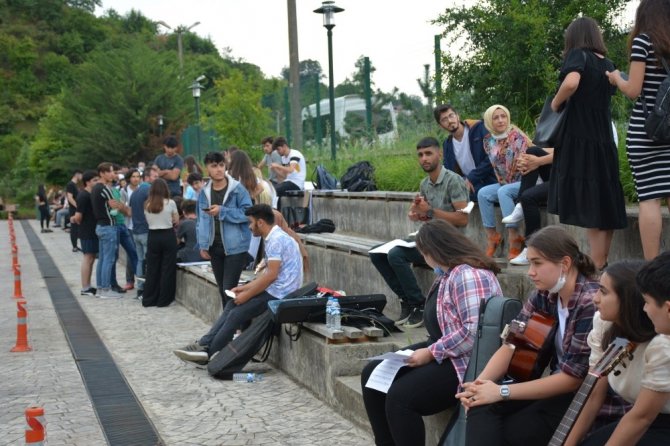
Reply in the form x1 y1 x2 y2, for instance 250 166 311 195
37 184 47 202
415 219 500 273
228 150 259 199
601 260 656 347
563 16 607 58
629 0 670 66
145 178 169 214
184 155 203 175
526 226 597 279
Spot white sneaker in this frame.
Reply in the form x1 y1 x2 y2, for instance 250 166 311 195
97 288 124 299
510 248 529 266
502 203 524 224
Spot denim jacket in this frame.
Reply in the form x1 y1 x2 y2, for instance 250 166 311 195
196 175 252 255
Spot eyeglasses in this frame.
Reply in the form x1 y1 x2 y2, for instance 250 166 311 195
439 113 457 123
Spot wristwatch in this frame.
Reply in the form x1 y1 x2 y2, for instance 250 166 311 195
500 384 511 401
426 207 434 220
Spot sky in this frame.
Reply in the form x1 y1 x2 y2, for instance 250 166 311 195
95 0 456 99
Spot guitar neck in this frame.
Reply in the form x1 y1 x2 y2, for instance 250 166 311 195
548 374 599 446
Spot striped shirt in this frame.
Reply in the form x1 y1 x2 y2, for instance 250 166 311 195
429 264 503 384
626 34 670 200
516 274 598 379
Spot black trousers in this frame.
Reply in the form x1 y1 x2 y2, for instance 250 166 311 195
142 229 177 307
518 146 552 238
38 205 50 229
361 342 460 446
68 207 78 248
465 392 574 446
580 413 670 446
208 245 248 307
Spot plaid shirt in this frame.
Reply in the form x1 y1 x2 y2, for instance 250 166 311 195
517 273 598 379
429 264 503 384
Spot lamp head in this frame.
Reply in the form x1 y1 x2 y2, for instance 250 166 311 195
314 1 344 29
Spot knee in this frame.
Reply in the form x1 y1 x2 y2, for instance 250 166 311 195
387 249 409 267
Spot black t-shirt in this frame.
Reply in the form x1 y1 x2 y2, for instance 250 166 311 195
210 185 228 247
76 190 97 240
66 180 79 214
91 183 115 226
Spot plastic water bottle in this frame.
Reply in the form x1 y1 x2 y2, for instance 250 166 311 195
232 372 263 383
331 297 341 330
325 296 334 328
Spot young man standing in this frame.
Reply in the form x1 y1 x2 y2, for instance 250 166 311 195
196 151 253 307
154 135 184 198
434 104 496 198
369 137 470 327
270 136 306 197
257 136 283 186
129 166 158 298
91 162 126 299
71 170 99 296
174 204 303 365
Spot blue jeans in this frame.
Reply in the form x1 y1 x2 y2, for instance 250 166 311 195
116 225 138 284
95 225 119 289
132 232 148 288
477 182 521 229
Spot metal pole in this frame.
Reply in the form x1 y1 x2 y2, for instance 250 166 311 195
315 73 322 149
364 56 372 137
194 96 201 161
327 27 336 160
434 35 442 102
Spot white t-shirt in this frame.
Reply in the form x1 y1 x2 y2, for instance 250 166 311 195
452 126 476 175
282 149 306 190
144 199 178 230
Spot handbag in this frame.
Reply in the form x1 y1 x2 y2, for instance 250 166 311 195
532 96 566 148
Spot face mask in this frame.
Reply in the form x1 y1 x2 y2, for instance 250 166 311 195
548 270 567 294
433 266 446 276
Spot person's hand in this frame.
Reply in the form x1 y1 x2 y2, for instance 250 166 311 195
233 291 252 305
605 70 619 86
456 379 503 408
518 154 541 175
408 210 420 221
206 204 220 217
550 98 561 113
414 195 430 213
464 179 474 194
200 249 210 260
108 199 122 209
405 348 434 367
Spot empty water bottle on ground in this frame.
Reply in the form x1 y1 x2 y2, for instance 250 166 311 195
331 297 341 330
326 296 334 328
232 372 263 383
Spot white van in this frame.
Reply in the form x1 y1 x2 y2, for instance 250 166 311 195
301 95 398 144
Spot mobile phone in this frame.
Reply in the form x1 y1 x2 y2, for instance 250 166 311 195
201 207 211 212
225 289 236 299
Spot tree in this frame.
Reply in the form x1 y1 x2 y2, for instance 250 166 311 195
204 68 273 150
434 0 629 130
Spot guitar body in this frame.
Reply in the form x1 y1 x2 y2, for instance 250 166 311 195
504 312 557 382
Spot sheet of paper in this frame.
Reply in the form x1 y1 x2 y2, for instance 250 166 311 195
176 261 211 267
364 350 414 393
458 201 475 214
368 239 416 255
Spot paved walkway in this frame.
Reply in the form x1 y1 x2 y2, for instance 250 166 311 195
0 220 373 445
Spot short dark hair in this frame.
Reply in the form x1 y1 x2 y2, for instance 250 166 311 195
163 135 179 148
272 136 288 151
142 166 156 180
125 168 139 182
203 151 225 165
82 170 98 186
97 162 114 174
433 104 457 124
181 199 196 215
244 204 275 225
261 136 274 145
186 172 203 185
636 251 670 306
416 137 440 150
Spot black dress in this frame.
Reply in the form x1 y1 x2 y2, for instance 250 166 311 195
547 48 627 229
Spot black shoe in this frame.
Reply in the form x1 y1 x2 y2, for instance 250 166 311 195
404 306 425 328
394 302 412 325
72 247 81 253
111 285 127 294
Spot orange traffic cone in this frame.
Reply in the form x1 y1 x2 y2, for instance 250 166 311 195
25 406 45 445
13 264 24 299
12 245 19 269
10 300 31 352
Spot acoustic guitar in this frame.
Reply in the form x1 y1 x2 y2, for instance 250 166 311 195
501 312 557 382
548 337 635 446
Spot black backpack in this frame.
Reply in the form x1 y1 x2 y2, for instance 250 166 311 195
340 161 376 192
296 218 335 234
643 57 670 143
315 164 338 190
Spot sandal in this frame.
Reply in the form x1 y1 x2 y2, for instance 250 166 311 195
486 232 503 257
508 236 525 260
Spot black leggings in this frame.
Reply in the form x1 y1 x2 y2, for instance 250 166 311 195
361 342 460 446
38 205 50 229
580 413 670 446
518 146 552 238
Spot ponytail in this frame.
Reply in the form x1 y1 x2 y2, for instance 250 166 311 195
574 251 597 279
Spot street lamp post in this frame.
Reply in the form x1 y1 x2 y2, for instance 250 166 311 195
190 75 206 161
314 1 344 160
157 21 201 76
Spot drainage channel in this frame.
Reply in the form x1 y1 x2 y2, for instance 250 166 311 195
22 221 163 446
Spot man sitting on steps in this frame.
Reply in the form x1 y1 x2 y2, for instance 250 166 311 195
369 137 469 328
174 204 303 365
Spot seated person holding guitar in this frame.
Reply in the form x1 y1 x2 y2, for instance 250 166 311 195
457 225 599 446
565 257 670 445
361 219 503 446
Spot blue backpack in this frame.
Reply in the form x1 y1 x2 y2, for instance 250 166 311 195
315 164 338 190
